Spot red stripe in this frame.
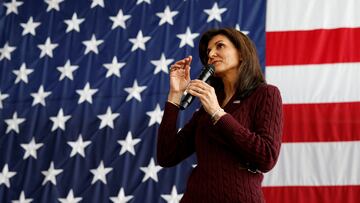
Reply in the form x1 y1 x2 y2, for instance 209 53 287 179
282 102 360 142
263 185 360 203
266 28 360 66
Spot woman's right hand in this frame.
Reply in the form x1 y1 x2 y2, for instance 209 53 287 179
167 56 192 104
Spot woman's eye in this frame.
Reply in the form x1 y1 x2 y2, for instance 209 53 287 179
217 43 224 49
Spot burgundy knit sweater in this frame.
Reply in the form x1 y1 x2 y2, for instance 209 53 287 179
157 84 283 203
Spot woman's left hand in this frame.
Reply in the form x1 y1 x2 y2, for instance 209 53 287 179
186 79 221 115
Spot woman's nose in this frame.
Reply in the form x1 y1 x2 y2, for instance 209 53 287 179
208 49 216 59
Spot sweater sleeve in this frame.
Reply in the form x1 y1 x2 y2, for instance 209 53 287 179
213 85 283 172
156 102 199 167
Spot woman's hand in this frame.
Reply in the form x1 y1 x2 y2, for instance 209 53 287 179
186 79 221 115
167 56 192 104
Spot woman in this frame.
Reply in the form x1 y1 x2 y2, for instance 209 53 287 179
157 28 283 202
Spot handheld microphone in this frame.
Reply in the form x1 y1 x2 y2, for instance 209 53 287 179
179 64 215 110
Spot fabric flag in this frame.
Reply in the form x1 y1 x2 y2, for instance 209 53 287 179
1 0 359 202
0 0 265 202
263 0 360 202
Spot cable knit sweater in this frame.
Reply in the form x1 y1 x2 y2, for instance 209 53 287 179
157 84 283 203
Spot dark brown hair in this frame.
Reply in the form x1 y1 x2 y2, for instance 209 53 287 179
199 28 265 98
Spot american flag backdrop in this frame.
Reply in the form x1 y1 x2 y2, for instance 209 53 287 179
0 0 359 203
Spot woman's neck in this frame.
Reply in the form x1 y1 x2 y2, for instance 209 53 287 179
223 80 236 99
220 71 238 106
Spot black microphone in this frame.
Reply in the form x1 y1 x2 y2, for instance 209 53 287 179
179 64 215 110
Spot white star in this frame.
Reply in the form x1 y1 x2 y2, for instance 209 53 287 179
13 63 33 84
235 24 250 35
64 13 84 33
0 164 16 188
146 104 164 127
44 0 64 12
5 112 25 134
204 2 227 22
20 17 41 36
103 56 126 78
109 9 131 30
82 34 103 54
140 158 162 182
30 85 51 106
0 42 16 61
50 108 71 131
136 0 151 5
58 190 82 203
0 91 9 109
76 82 98 104
156 6 178 26
176 27 199 48
12 191 33 203
20 137 43 160
38 37 58 58
91 0 104 8
57 60 79 81
161 186 183 203
41 162 63 185
67 134 91 158
109 188 133 203
118 132 141 156
4 0 23 15
151 53 174 74
129 30 151 52
90 161 113 184
97 107 120 129
124 80 147 102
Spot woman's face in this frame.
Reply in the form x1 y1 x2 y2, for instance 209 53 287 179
207 34 240 76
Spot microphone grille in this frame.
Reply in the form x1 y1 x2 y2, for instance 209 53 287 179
206 64 215 75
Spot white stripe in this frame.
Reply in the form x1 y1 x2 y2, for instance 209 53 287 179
266 63 360 104
263 141 360 186
266 0 360 31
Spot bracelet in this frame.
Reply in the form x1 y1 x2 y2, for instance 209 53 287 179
211 109 225 124
210 108 224 120
167 100 180 108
